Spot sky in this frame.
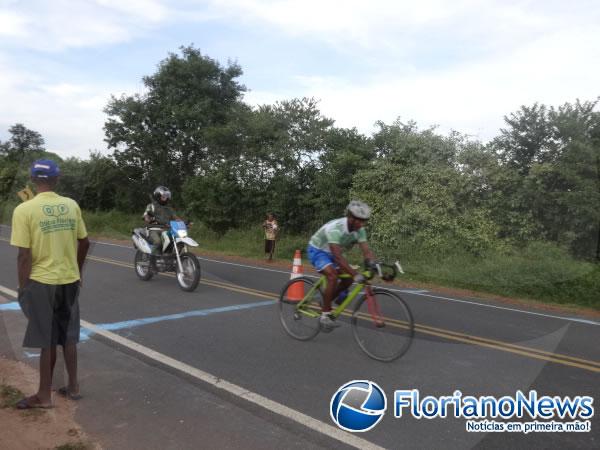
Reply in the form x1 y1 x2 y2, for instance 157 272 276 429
1 0 599 159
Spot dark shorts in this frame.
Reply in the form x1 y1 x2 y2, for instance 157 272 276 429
17 280 81 348
265 239 276 253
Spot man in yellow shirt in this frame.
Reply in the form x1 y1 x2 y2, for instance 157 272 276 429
10 159 90 408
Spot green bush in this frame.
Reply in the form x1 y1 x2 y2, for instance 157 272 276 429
190 223 307 260
0 198 19 224
376 240 598 308
82 210 142 239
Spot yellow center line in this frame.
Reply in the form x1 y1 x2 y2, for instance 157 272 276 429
87 255 278 300
9 251 600 373
351 306 600 368
352 312 600 372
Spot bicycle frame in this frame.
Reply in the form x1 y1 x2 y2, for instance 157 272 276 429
294 271 372 319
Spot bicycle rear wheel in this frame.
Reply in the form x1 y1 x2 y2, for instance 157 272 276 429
351 288 414 362
279 276 323 341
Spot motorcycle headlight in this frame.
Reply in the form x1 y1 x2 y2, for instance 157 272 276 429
177 230 188 238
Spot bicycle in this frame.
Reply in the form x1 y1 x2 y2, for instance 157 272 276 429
278 261 414 362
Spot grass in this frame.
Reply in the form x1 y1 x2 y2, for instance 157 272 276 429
83 210 143 239
190 223 307 261
55 442 93 450
377 241 600 309
0 384 23 408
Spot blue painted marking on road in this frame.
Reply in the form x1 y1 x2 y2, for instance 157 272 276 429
92 300 275 333
2 300 275 341
0 302 21 311
80 329 92 342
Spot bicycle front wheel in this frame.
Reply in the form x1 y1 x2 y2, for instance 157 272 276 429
279 276 323 341
351 288 414 362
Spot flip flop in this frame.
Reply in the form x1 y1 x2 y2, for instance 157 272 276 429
57 387 83 400
16 395 53 410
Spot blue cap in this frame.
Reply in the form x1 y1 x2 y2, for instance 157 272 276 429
30 159 60 178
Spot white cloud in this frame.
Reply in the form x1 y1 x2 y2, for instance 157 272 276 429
205 0 599 54
0 0 171 51
0 10 28 37
1 0 599 156
0 55 140 158
245 23 600 141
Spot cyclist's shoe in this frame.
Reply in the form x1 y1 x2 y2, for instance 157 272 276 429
320 314 341 332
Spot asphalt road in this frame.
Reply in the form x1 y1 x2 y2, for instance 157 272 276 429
0 227 598 449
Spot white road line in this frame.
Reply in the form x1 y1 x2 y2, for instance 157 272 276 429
0 284 18 298
0 283 383 450
413 292 600 326
3 235 599 326
90 240 132 248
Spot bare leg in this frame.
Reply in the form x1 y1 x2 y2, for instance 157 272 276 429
268 240 275 261
37 346 56 403
63 341 79 394
321 266 339 312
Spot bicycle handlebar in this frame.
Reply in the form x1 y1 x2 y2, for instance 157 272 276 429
363 261 404 282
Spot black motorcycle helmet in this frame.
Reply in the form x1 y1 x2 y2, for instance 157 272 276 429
153 186 172 205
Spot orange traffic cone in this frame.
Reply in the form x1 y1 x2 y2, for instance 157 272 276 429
287 249 304 301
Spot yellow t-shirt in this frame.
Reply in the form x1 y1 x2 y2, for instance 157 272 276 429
10 192 88 285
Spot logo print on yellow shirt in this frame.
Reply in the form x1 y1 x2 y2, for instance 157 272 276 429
42 204 69 217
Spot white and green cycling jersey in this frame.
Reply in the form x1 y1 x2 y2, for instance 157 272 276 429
308 217 367 253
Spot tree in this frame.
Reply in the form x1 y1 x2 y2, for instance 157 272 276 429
104 45 247 202
0 124 47 199
491 100 600 259
492 104 555 175
310 127 375 225
352 122 498 256
252 98 335 232
57 153 122 211
0 123 45 162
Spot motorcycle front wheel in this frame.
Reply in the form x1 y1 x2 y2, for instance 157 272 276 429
176 252 201 292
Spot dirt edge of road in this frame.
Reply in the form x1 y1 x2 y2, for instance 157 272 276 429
0 356 102 450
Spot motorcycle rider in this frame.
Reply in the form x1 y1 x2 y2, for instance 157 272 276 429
143 186 181 255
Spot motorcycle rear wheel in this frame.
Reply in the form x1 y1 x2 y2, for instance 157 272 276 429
134 250 154 281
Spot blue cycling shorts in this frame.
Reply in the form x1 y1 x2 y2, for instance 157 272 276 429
307 245 338 272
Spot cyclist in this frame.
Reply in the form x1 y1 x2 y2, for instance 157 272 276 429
307 200 376 331
143 186 181 254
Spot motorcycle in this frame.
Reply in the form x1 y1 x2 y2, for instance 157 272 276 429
132 220 201 292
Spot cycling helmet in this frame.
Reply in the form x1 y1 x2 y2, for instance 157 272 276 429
153 186 171 205
346 200 371 220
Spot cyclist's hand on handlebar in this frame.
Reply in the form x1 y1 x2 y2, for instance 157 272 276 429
382 274 394 282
